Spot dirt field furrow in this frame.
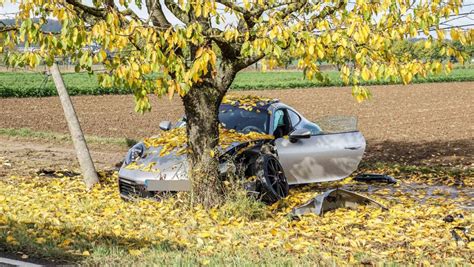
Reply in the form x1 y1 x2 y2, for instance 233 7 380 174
1 82 473 167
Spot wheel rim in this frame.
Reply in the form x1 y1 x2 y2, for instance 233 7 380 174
265 156 287 198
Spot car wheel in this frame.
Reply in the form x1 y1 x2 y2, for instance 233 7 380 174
256 154 289 204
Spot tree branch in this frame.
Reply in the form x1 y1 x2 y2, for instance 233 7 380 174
164 0 190 25
65 0 106 18
218 0 248 15
120 8 142 22
306 0 346 31
146 0 171 28
232 54 265 72
0 25 18 33
277 0 307 21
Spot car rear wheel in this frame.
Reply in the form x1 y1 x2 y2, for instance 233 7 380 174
256 154 289 204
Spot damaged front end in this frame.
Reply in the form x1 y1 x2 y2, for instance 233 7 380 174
118 139 275 200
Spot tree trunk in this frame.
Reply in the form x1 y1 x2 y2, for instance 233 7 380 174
182 86 224 207
49 63 99 189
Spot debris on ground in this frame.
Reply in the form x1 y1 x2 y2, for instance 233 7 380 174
0 157 12 168
452 227 472 242
36 168 80 178
291 188 388 216
354 173 397 184
443 214 464 223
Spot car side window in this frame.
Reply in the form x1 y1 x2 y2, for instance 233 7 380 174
272 110 285 133
287 109 301 128
272 109 292 138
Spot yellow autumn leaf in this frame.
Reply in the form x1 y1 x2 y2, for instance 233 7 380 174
35 237 46 244
167 82 175 99
424 40 431 49
308 44 314 55
195 47 204 58
6 235 18 245
199 232 211 238
60 239 73 247
361 67 371 81
128 249 142 256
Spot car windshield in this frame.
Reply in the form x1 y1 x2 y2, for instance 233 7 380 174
218 105 269 134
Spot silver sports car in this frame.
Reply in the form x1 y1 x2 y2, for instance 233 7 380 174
118 98 366 203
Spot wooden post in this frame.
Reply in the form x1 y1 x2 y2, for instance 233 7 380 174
49 63 99 189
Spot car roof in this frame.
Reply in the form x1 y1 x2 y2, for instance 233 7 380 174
220 99 280 111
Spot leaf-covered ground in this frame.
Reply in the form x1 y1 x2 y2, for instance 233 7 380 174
0 168 472 265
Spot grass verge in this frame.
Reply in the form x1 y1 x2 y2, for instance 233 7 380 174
0 128 137 148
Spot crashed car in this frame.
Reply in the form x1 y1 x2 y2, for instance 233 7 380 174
118 96 366 204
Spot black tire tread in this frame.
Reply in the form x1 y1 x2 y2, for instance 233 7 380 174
255 154 289 204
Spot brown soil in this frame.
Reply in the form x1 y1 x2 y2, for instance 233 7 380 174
0 136 125 177
0 82 473 170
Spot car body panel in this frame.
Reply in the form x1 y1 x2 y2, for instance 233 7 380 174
275 131 366 184
119 146 188 185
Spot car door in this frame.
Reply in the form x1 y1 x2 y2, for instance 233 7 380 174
275 110 366 185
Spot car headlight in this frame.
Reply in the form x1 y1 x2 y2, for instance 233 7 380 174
124 143 145 165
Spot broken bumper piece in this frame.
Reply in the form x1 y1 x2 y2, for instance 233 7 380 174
291 188 388 216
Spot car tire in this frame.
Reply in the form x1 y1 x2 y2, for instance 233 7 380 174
256 154 289 204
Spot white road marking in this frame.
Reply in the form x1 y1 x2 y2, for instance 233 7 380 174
0 257 42 267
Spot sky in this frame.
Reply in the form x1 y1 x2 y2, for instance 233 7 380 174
0 0 473 30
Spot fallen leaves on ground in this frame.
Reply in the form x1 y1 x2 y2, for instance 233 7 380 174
0 171 472 265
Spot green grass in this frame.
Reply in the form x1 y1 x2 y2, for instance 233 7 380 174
0 67 473 97
0 128 137 147
232 67 474 90
0 72 129 97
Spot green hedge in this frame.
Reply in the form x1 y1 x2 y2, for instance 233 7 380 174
0 72 130 97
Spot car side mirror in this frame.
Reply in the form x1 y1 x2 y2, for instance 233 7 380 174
159 121 172 131
289 128 311 143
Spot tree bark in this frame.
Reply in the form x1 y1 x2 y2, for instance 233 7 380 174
49 63 99 189
182 85 225 207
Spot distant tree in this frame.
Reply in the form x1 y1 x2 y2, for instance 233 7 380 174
274 53 294 69
391 38 473 63
0 0 472 207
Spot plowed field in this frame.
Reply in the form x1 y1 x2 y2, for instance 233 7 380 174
1 82 473 167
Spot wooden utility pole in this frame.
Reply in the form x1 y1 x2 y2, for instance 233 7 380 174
49 63 99 189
